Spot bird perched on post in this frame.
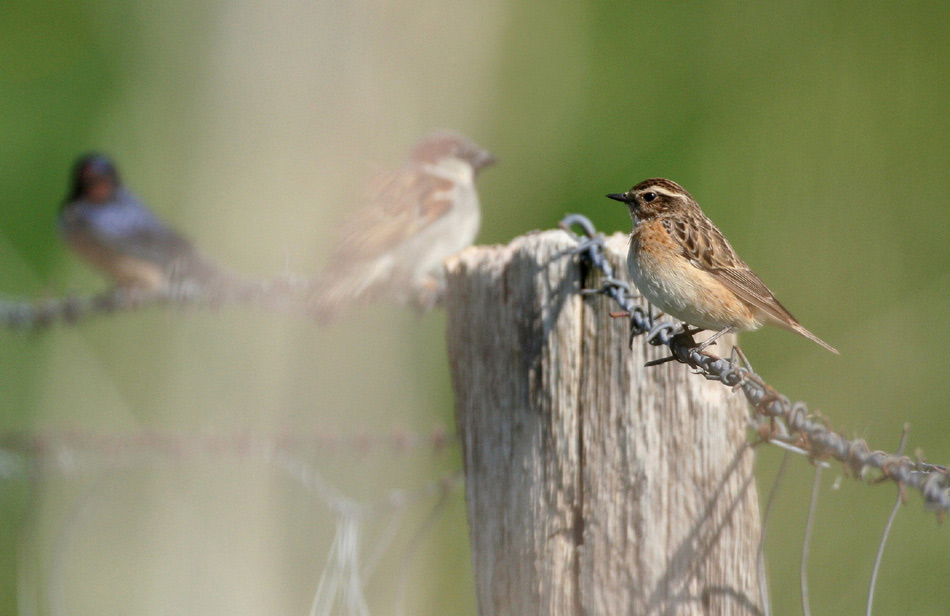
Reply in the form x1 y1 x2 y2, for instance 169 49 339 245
310 131 495 322
607 178 838 354
59 153 250 296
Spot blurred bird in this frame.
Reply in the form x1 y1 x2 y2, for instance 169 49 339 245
59 153 249 295
310 131 495 322
608 178 838 354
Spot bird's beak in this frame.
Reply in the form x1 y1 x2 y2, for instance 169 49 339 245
476 151 497 170
606 193 631 203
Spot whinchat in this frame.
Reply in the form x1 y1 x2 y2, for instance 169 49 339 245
607 178 838 354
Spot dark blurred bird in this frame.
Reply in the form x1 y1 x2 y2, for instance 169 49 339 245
310 131 495 322
59 153 249 295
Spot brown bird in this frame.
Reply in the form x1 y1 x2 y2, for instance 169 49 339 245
311 131 495 322
608 178 838 354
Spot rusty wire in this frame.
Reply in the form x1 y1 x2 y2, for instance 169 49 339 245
4 427 460 616
6 219 948 511
559 213 950 516
0 276 314 329
0 427 455 477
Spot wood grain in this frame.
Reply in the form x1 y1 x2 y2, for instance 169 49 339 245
445 230 762 616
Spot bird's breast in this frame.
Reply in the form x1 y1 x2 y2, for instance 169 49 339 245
628 222 760 331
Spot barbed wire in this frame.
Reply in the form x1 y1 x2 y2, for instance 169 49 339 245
4 427 460 616
559 213 950 516
5 218 947 614
0 276 316 329
0 427 455 479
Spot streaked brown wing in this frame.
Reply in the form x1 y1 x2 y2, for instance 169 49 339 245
372 168 454 226
329 166 453 266
663 211 801 326
707 266 800 326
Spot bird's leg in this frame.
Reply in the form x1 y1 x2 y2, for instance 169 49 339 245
696 327 734 352
412 275 445 313
678 322 703 337
664 323 702 356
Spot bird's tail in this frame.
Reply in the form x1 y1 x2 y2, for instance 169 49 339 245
787 322 839 355
307 269 375 324
308 260 446 324
165 252 276 305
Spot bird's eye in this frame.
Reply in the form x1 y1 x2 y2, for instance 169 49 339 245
642 192 657 203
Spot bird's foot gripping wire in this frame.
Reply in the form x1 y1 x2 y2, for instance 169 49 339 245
643 323 708 367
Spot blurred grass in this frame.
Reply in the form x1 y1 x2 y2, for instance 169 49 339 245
1 1 949 614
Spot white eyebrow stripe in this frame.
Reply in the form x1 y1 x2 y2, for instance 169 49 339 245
641 187 683 199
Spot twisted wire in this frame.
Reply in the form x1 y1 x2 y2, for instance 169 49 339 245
0 276 314 329
560 213 950 515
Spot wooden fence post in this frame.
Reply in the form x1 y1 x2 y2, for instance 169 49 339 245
445 230 762 616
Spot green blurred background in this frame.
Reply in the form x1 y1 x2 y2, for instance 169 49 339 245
1 1 949 614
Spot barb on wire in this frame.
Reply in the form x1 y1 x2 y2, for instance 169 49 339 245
559 213 950 516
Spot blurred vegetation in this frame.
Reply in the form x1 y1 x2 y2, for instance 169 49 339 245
1 1 948 614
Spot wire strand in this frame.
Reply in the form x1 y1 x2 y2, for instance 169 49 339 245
559 214 950 516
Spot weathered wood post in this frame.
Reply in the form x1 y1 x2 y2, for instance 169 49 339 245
445 230 762 616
